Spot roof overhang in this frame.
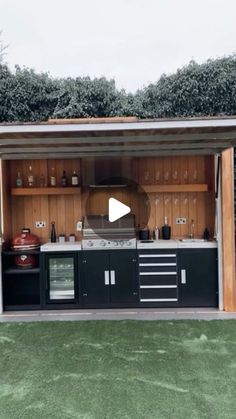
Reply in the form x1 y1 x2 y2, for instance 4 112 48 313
0 117 236 159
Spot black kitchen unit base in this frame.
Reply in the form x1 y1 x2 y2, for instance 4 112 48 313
178 248 218 307
2 250 41 310
81 250 139 308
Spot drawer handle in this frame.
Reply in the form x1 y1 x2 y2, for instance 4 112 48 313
104 270 109 285
110 270 116 285
181 269 186 284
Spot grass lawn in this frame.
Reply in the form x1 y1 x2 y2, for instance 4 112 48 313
0 320 236 419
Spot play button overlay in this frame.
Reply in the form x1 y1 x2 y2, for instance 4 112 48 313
84 176 151 239
108 198 131 222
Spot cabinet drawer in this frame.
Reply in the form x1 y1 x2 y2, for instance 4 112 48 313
140 287 178 302
139 265 177 273
139 253 176 264
140 275 177 286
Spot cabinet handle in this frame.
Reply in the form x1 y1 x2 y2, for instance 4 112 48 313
132 259 136 262
110 270 116 285
83 293 88 297
181 269 186 284
82 260 87 264
104 270 109 285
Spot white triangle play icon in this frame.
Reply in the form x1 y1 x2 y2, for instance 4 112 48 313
108 197 131 222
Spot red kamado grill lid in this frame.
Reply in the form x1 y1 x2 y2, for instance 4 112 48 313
12 228 41 250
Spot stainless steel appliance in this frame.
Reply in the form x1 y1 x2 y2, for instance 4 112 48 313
82 214 137 250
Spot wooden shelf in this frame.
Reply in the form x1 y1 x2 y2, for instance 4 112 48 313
138 184 208 193
11 187 81 196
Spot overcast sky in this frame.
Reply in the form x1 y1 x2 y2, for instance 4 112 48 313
1 0 236 92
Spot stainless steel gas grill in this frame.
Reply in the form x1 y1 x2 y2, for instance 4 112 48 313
82 214 137 250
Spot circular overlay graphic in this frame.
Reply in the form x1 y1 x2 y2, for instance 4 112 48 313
84 177 151 239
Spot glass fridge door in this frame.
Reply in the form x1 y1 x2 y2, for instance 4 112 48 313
48 256 75 300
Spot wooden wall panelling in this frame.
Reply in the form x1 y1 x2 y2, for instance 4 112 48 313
57 196 66 236
154 158 163 184
32 196 41 237
49 196 58 239
180 156 189 184
1 161 12 242
147 194 155 232
163 157 171 184
171 156 180 184
196 192 206 236
163 193 172 230
196 156 206 183
188 156 198 184
155 194 164 231
172 193 181 237
188 192 198 236
23 196 33 231
131 158 139 184
180 193 189 237
73 194 82 240
40 195 50 241
221 148 236 311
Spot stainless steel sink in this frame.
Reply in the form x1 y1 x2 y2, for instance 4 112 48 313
180 238 205 243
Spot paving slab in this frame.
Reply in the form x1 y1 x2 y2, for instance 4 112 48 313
1 308 236 322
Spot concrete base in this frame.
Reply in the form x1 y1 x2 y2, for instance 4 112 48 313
1 308 236 322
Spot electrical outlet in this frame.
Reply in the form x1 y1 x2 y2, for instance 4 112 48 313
76 221 83 231
176 217 187 225
35 221 46 228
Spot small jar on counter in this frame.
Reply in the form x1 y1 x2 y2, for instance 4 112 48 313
69 234 75 242
58 234 65 243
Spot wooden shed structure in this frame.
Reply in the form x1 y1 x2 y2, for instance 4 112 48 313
0 116 235 312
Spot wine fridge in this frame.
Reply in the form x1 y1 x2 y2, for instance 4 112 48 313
43 253 78 303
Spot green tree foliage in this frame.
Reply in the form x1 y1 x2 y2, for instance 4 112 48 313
142 56 236 118
0 55 236 122
52 77 124 118
0 66 59 122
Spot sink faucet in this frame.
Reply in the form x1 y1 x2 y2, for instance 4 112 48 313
189 219 195 239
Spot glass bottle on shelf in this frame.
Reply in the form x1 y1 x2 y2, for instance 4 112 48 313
28 166 35 187
16 172 23 187
71 170 79 186
50 221 56 243
50 167 56 187
39 173 47 187
61 170 68 187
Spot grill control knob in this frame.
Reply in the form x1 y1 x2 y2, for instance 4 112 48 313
100 240 106 247
113 241 119 247
120 240 124 246
87 241 93 247
126 241 132 246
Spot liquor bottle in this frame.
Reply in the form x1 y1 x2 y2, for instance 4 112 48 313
61 170 68 187
71 170 79 186
162 216 171 240
50 167 56 187
16 172 23 187
39 174 47 187
50 221 56 243
28 166 35 187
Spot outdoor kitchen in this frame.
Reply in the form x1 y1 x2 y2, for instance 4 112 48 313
0 117 235 312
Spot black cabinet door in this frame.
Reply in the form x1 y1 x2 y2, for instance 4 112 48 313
178 249 218 307
109 251 138 305
81 251 110 305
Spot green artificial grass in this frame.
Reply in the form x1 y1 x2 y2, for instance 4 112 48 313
0 321 236 419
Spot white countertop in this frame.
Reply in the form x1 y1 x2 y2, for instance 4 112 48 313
40 242 82 252
137 239 217 249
